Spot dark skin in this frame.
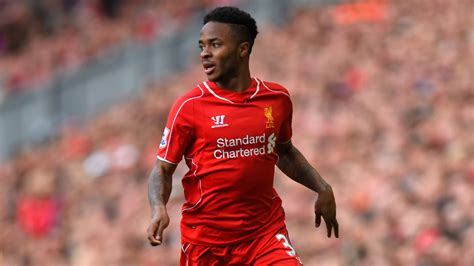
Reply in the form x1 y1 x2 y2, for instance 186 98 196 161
199 21 252 92
147 21 338 246
276 141 338 238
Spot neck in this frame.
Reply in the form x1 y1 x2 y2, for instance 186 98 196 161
215 67 252 93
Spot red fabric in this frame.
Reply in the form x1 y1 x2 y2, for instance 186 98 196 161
414 228 439 253
345 68 366 92
62 133 91 160
157 78 292 245
332 0 388 25
136 15 158 42
180 226 302 265
16 196 58 237
467 165 474 184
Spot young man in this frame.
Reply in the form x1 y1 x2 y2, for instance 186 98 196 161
147 6 338 265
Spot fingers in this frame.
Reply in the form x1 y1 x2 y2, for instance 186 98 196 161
147 222 162 246
324 217 332 238
147 216 170 247
315 211 322 228
322 216 339 238
156 220 168 244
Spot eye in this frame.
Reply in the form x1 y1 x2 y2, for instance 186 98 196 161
212 42 220 48
198 44 203 51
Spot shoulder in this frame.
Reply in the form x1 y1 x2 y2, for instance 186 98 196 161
169 85 205 115
255 78 292 109
255 78 291 98
176 85 205 104
172 85 205 107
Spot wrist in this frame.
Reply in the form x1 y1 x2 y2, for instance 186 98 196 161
151 204 167 217
318 183 332 193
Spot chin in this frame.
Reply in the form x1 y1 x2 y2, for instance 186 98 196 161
206 73 219 81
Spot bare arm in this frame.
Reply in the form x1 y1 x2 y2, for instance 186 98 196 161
276 141 339 238
276 141 331 193
147 160 177 246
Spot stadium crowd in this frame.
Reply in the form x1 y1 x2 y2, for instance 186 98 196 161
0 0 239 99
0 0 473 265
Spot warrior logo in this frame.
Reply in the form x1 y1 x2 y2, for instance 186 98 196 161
211 115 228 128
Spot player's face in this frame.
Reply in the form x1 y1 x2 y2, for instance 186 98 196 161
199 22 242 82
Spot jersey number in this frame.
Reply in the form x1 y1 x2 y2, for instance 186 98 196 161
276 233 296 257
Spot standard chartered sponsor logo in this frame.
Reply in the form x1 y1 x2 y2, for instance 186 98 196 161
267 133 276 153
213 133 276 159
213 146 266 159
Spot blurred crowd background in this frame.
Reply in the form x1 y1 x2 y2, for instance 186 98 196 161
1 0 473 265
0 0 237 96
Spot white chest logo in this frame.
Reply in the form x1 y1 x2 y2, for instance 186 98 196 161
211 115 229 128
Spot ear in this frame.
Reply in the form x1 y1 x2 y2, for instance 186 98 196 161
239 42 250 57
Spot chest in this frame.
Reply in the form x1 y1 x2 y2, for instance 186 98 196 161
196 100 285 141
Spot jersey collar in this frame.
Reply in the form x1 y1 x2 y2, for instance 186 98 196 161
203 77 260 104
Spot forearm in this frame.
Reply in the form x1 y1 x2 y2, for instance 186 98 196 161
148 164 173 215
277 145 331 193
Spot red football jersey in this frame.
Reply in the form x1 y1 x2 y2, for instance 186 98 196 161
157 77 293 245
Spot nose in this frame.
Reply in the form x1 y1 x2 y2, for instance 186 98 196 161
200 46 211 59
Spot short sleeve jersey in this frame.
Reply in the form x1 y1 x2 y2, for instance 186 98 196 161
157 78 293 245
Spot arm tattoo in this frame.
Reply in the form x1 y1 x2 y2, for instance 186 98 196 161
148 164 173 213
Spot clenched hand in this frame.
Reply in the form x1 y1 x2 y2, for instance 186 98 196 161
147 205 170 246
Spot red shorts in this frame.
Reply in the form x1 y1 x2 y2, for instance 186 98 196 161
180 227 303 265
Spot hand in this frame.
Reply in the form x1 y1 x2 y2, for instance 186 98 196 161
315 187 339 238
147 205 170 246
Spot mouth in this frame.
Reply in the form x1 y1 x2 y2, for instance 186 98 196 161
203 62 216 75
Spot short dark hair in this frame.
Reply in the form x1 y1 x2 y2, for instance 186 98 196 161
203 6 258 53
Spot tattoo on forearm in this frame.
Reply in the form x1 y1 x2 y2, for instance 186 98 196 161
148 166 172 211
148 166 160 208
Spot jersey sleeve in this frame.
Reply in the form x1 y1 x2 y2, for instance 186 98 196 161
278 95 293 144
157 97 194 164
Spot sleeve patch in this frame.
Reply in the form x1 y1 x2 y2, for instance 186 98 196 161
159 127 170 148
